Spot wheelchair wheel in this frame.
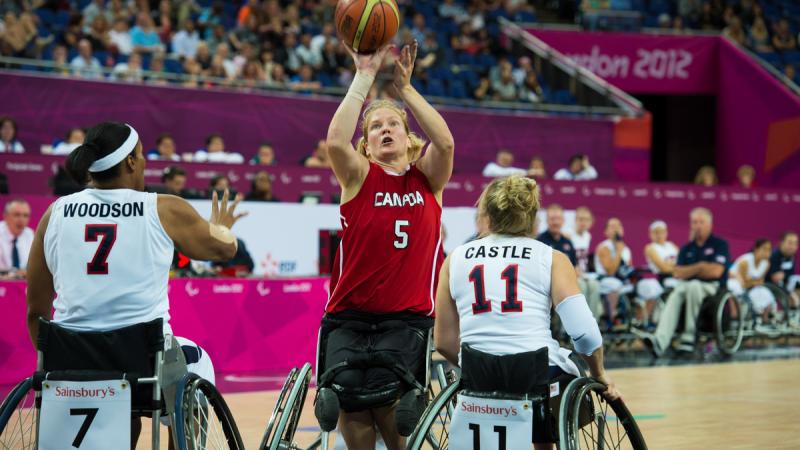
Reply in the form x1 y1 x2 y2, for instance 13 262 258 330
0 377 37 449
407 380 460 450
559 377 647 450
715 291 745 356
175 373 245 450
259 363 312 450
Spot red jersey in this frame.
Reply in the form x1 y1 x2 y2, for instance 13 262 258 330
326 162 444 316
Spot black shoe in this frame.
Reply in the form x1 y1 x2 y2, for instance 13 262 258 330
395 389 424 437
314 387 340 432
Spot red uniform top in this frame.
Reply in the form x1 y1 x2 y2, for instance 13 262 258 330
326 162 444 316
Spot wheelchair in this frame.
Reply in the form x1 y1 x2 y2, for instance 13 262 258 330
259 323 452 450
406 347 647 450
0 318 243 450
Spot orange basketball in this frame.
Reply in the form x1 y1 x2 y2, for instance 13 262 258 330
335 0 401 54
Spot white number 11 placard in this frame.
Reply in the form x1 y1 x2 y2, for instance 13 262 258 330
450 393 533 450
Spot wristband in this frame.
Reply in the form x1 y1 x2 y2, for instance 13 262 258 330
345 71 375 103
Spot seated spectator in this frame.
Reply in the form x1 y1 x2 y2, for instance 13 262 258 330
0 199 34 277
722 16 746 46
86 14 111 52
728 238 777 332
250 142 276 166
569 206 603 319
52 128 86 155
290 64 322 92
519 70 543 103
213 43 237 79
748 17 772 53
70 39 103 80
131 12 164 53
303 139 330 168
772 19 797 51
208 174 232 197
147 53 168 85
51 44 71 75
554 154 598 181
0 11 38 58
490 61 518 101
159 165 202 198
482 149 526 178
594 217 634 330
82 0 111 28
536 204 577 265
148 133 181 161
112 51 143 82
637 221 680 329
212 238 254 276
108 18 133 56
194 134 245 164
439 0 468 22
694 165 718 187
527 156 547 179
171 19 200 59
0 116 24 153
246 170 279 202
229 14 260 54
783 64 798 85
767 231 799 317
737 165 755 188
642 208 730 357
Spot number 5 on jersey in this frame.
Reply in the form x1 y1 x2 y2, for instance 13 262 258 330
85 224 117 275
394 220 409 249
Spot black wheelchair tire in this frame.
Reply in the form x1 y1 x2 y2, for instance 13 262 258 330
259 363 312 450
714 292 745 356
175 372 244 450
0 377 37 450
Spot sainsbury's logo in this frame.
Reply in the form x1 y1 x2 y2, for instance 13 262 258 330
54 386 116 398
460 401 518 417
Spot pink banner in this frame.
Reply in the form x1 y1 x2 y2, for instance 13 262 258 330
528 29 719 94
0 278 329 385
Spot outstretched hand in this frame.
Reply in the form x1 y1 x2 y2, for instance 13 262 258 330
344 43 394 77
210 189 247 229
393 40 418 91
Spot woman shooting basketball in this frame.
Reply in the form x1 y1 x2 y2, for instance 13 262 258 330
315 40 454 450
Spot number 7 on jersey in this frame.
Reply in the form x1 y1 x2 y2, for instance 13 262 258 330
85 224 117 275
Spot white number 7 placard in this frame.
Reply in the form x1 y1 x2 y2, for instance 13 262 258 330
450 393 533 450
39 379 131 450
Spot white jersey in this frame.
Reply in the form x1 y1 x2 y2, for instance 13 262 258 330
44 189 173 332
646 241 678 275
731 252 769 281
570 230 592 273
594 239 632 276
449 234 578 375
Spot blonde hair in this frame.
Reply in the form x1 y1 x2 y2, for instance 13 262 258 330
356 100 426 162
478 175 541 236
694 165 718 185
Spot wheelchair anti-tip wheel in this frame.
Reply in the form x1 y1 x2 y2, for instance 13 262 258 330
0 377 37 450
175 373 244 450
559 377 647 450
259 363 312 450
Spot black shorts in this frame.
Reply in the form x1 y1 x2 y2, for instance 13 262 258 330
460 344 578 444
320 310 433 412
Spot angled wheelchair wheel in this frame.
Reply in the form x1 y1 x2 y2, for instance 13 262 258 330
715 291 745 356
0 377 38 449
559 377 647 450
175 373 245 450
406 379 460 450
259 363 312 450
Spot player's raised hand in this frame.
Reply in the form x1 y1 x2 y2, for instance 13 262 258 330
345 43 394 77
210 189 247 229
393 39 418 91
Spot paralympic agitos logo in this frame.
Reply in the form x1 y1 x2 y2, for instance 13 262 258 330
460 401 518 417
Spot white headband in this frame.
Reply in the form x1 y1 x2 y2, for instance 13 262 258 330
88 125 139 172
649 220 667 232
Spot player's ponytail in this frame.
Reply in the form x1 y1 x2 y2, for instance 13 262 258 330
479 174 540 236
65 122 137 185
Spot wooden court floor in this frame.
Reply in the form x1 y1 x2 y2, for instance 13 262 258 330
138 358 800 449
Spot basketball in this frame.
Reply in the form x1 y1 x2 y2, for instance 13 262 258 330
335 0 401 54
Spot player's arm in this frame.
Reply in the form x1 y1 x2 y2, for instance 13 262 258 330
434 256 460 366
397 42 455 195
158 191 245 262
26 206 55 347
597 244 622 275
645 244 674 274
551 251 621 400
326 46 392 191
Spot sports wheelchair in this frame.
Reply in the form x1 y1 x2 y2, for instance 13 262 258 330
0 318 243 450
406 347 647 450
259 322 453 450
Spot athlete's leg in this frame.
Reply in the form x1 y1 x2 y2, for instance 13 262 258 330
339 410 378 450
373 403 405 450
